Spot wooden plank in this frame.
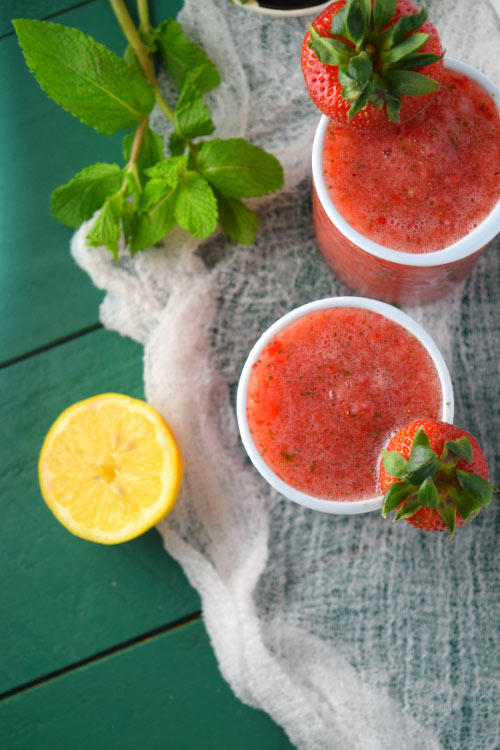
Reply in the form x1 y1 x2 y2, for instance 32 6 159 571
1 0 184 38
0 619 296 750
0 0 181 363
0 1 71 37
0 328 200 695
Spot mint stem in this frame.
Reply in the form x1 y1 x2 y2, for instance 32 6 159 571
109 0 155 84
138 0 151 32
122 115 149 193
109 0 180 134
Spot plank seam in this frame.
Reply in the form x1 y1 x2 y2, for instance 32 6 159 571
0 610 202 701
0 323 103 370
0 0 95 40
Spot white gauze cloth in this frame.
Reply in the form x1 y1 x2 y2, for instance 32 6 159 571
71 1 500 748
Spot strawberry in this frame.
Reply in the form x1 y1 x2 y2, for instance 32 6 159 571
301 0 444 128
379 420 497 538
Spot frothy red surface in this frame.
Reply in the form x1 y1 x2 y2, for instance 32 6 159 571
322 69 500 252
246 308 442 501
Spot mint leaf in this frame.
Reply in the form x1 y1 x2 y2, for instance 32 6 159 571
138 180 170 211
155 19 220 94
169 132 186 156
130 188 177 253
215 190 259 245
86 194 124 259
13 19 155 134
123 44 142 74
50 163 123 229
138 157 187 211
197 139 284 198
121 201 135 246
174 75 214 139
174 172 218 238
122 129 164 175
145 156 188 185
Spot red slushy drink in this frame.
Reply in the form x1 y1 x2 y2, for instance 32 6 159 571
246 306 442 501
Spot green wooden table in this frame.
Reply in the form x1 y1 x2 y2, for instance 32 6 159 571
0 2 294 746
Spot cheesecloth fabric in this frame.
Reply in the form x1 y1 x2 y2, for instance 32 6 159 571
71 1 500 748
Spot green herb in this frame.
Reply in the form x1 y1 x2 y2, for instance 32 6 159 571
13 0 283 258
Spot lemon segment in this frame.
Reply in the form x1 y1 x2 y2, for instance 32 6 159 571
38 393 183 544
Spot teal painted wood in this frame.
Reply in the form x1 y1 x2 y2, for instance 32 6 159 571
1 0 184 38
0 619 296 750
0 328 200 695
0 1 71 37
0 0 181 363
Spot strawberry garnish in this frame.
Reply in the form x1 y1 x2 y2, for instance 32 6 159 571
379 420 498 539
302 0 444 128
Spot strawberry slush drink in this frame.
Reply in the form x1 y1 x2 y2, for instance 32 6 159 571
321 69 500 254
246 306 442 501
302 1 500 303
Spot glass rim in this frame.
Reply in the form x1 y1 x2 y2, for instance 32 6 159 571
230 1 330 17
236 296 454 515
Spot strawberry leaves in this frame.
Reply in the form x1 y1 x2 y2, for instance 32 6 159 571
306 0 443 123
14 8 283 256
381 427 498 538
372 0 397 32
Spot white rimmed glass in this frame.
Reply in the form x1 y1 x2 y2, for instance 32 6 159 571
312 59 500 305
237 296 454 514
230 0 330 17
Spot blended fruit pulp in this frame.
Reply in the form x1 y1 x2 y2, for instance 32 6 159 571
246 308 442 501
322 69 500 253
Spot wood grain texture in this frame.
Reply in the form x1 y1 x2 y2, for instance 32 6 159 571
0 328 199 694
0 0 181 362
0 619 296 750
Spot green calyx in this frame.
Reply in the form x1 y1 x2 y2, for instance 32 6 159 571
307 0 443 122
381 428 498 539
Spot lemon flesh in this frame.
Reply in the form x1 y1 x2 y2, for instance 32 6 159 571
38 393 182 544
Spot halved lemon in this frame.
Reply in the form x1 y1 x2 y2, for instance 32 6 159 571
38 393 183 544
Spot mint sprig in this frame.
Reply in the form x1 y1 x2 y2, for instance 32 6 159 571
381 427 498 538
14 1 283 255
